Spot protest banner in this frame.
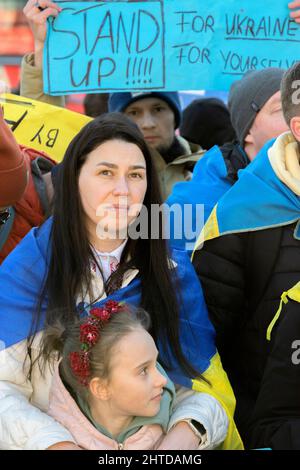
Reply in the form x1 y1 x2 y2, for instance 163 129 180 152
44 0 300 95
0 93 91 161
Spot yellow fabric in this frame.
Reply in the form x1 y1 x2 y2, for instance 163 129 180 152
192 353 244 450
0 93 91 162
268 131 300 196
267 281 300 341
192 205 219 260
285 281 300 303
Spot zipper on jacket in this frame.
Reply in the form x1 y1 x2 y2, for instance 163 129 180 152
118 443 124 450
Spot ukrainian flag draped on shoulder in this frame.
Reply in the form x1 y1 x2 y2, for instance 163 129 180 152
0 217 242 450
194 138 300 252
166 145 234 252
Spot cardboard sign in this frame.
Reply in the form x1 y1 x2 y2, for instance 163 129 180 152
44 0 300 94
0 93 91 161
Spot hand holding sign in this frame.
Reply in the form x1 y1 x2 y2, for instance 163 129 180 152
44 1 300 95
23 0 62 68
289 1 300 23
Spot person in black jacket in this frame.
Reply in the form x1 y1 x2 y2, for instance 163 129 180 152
249 282 300 450
193 61 300 446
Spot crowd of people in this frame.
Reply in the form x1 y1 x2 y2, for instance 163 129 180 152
1 0 300 451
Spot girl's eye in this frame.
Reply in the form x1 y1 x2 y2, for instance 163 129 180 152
99 170 112 176
140 367 148 376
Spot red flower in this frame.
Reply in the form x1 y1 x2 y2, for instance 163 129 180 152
79 322 99 346
105 300 122 314
90 307 111 322
69 351 90 386
69 300 125 387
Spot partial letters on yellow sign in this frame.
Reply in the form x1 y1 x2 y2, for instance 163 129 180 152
0 93 92 162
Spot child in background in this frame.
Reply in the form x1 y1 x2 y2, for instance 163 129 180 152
46 301 175 450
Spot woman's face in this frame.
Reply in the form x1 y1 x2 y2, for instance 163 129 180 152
78 139 147 243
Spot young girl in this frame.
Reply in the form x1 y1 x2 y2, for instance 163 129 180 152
47 301 175 450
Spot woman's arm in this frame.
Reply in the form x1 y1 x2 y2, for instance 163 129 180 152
0 339 78 449
157 387 228 450
21 0 64 106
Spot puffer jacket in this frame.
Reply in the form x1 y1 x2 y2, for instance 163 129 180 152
0 146 56 263
249 283 300 450
194 222 300 442
0 108 27 208
193 132 300 445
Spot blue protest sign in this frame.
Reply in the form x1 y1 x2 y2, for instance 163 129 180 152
44 0 300 95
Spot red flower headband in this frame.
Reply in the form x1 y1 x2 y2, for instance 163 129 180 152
69 300 124 386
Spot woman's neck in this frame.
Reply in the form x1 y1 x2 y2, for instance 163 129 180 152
88 229 126 253
90 401 133 439
92 238 125 253
85 219 127 253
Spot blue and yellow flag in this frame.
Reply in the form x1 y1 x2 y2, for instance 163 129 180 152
194 140 300 252
166 145 236 252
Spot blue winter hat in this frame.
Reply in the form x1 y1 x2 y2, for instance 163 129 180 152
108 92 182 128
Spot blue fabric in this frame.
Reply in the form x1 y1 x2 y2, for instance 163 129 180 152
0 218 216 389
0 218 52 348
215 140 300 237
166 145 233 252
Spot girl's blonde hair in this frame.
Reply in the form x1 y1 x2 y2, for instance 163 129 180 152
45 304 150 401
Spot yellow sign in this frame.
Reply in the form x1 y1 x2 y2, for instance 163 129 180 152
0 93 92 162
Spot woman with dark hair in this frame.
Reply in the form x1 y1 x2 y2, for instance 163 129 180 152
0 113 242 450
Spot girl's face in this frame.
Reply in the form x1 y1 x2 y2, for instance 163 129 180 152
99 329 167 418
78 139 147 243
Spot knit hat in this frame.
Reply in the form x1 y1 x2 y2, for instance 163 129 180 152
108 92 182 128
180 98 236 149
228 68 285 146
0 108 28 207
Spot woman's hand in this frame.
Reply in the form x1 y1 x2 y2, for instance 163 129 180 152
157 421 200 450
46 441 83 450
289 1 300 23
23 0 62 68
